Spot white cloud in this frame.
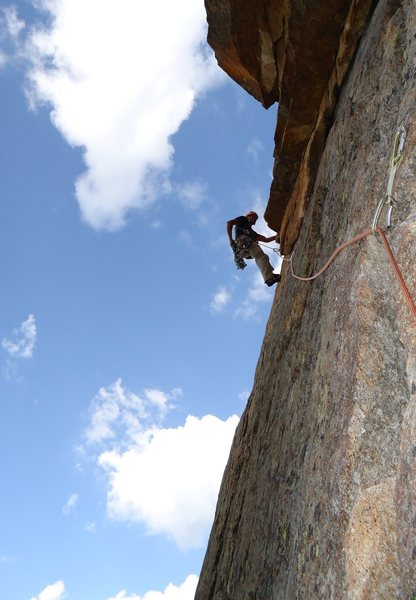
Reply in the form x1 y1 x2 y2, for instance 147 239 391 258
3 6 25 39
149 220 164 230
2 314 37 359
247 270 275 303
238 390 250 403
84 379 180 447
62 493 78 515
178 230 196 249
85 521 96 533
19 0 222 229
251 194 277 237
246 138 265 163
235 271 274 319
176 180 207 211
210 286 232 314
2 358 20 381
0 6 25 68
99 413 238 549
29 574 198 600
30 581 65 600
144 388 177 417
83 380 239 549
107 575 198 600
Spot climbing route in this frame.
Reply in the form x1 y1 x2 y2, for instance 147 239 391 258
265 126 416 327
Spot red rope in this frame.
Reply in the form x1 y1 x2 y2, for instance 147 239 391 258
290 228 374 282
289 226 416 327
375 226 416 326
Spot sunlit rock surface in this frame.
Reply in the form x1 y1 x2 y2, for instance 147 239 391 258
197 0 416 597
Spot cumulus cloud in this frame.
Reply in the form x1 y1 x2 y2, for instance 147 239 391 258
176 180 207 211
0 6 25 68
99 413 238 548
84 379 180 447
235 271 274 319
62 493 78 515
2 314 37 358
16 0 222 229
30 580 65 600
3 6 25 39
84 380 239 549
29 575 198 600
107 575 198 600
210 286 232 314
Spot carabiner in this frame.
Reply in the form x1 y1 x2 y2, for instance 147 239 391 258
372 125 406 231
372 194 393 231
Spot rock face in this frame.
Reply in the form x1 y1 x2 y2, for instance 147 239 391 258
196 0 416 598
205 0 376 254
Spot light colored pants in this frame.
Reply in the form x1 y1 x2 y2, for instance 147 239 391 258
243 241 274 282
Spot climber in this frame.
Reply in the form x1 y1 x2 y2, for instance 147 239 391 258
227 211 281 286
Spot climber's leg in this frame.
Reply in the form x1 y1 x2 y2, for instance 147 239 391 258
249 242 275 282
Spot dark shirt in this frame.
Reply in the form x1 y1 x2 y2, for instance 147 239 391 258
234 216 258 241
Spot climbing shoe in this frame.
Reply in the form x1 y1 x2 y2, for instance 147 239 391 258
265 273 281 287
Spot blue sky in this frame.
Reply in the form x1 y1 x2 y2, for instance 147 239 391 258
0 2 279 599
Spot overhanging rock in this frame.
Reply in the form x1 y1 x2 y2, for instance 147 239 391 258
205 0 375 254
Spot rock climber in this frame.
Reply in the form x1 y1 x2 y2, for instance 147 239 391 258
227 211 281 286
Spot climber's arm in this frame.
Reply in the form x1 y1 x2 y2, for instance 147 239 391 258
256 234 277 243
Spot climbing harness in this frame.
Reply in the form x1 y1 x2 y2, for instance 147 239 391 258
265 125 416 327
233 234 255 270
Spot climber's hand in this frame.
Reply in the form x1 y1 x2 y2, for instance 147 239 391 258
230 240 237 252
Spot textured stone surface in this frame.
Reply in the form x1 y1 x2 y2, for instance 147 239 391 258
196 0 416 597
205 0 375 254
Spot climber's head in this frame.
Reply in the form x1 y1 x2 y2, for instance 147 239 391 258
246 211 258 225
